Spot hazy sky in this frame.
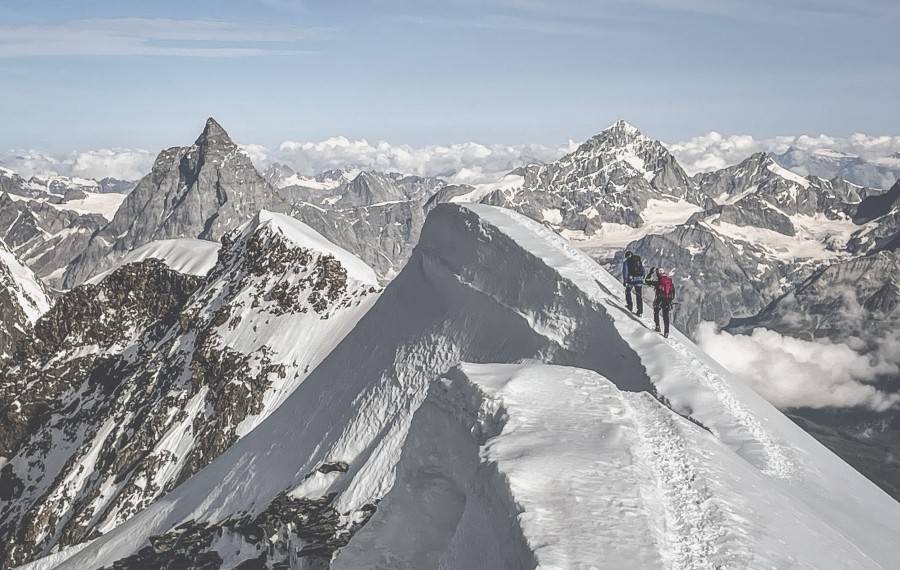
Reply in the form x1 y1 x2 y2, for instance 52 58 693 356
1 0 898 152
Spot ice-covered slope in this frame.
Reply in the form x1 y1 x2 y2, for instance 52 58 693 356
32 204 900 569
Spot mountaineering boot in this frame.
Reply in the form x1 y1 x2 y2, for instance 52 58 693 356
664 332 669 338
654 325 660 332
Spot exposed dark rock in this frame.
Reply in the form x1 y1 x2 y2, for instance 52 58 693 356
101 492 372 570
62 118 291 287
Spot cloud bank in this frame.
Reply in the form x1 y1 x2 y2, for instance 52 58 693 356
268 137 576 185
0 149 155 181
695 323 900 412
3 131 899 187
667 131 900 176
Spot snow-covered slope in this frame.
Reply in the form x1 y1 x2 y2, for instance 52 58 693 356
35 203 900 569
0 238 51 359
85 238 220 285
0 211 380 568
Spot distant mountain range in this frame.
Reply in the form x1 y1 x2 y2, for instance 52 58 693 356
0 118 898 568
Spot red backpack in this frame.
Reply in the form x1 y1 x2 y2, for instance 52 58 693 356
658 275 675 301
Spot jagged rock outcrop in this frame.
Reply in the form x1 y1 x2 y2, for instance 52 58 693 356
848 180 900 253
62 118 291 287
688 193 797 236
0 212 379 569
0 193 107 285
0 169 26 197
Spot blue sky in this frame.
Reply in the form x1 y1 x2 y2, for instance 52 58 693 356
1 0 898 152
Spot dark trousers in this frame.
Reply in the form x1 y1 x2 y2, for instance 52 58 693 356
654 299 671 334
625 285 643 314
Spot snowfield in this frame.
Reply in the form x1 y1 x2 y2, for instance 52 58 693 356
0 238 51 323
23 204 900 569
85 238 221 284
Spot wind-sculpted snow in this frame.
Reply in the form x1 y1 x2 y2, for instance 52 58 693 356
31 203 900 570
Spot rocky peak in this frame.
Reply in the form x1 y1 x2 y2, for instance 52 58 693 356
338 171 403 207
596 119 645 141
263 162 297 187
194 117 235 150
575 120 654 159
61 119 291 287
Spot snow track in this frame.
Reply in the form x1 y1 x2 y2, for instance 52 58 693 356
663 339 796 480
622 392 732 570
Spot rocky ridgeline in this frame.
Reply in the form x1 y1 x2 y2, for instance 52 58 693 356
695 152 873 219
0 215 379 569
283 170 447 281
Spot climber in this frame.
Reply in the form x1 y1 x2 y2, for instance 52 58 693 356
645 267 676 337
622 250 646 316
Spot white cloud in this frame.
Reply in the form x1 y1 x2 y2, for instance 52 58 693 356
268 137 574 185
0 149 154 181
666 131 900 176
69 149 156 180
695 322 900 412
0 18 330 58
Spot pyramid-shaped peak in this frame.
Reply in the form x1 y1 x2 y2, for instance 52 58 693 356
195 117 236 148
596 119 648 140
582 120 653 150
607 119 642 134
